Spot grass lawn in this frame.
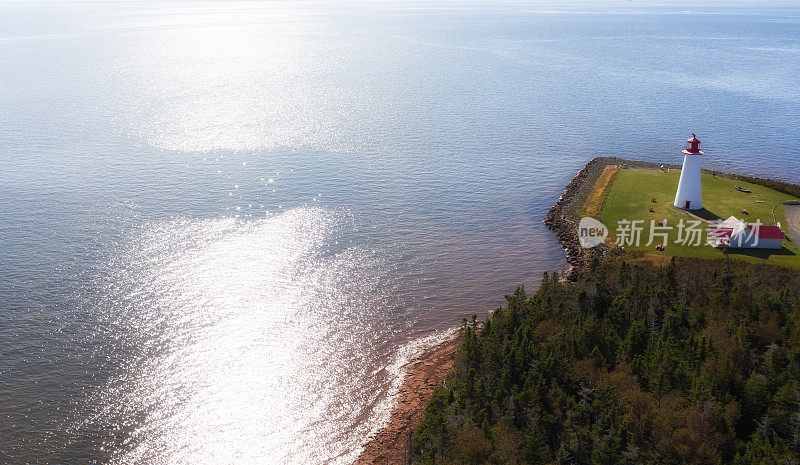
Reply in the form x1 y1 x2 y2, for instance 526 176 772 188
597 168 800 269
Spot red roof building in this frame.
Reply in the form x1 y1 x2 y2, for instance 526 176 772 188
757 226 785 240
708 216 784 249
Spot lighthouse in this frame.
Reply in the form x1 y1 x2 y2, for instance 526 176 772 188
673 134 703 210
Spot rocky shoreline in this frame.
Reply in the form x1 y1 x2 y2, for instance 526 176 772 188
543 156 674 278
355 335 461 465
543 157 626 278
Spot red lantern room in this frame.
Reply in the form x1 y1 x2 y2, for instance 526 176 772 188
685 133 701 154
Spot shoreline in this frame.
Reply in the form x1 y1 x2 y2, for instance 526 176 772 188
355 334 462 465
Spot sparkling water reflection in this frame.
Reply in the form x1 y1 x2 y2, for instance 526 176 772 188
82 209 397 464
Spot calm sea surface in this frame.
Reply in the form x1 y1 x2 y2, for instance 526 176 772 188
1 1 799 463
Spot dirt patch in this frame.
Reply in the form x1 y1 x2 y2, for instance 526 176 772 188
581 164 619 217
628 252 672 268
786 204 800 245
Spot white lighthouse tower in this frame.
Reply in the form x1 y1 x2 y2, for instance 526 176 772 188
673 133 703 210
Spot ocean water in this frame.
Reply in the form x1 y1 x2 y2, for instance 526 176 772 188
1 1 799 463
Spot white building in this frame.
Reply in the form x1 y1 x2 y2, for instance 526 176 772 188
674 134 703 210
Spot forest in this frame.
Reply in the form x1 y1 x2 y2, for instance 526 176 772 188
412 256 800 464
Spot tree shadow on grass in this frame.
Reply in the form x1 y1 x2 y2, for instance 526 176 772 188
725 246 796 258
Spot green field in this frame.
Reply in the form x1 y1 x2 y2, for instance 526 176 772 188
597 168 800 268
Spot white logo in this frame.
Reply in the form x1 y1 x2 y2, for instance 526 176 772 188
578 217 608 248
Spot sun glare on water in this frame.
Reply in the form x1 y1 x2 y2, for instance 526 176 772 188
73 207 405 465
108 2 376 154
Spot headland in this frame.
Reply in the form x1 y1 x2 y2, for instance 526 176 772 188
546 157 800 277
359 156 800 464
